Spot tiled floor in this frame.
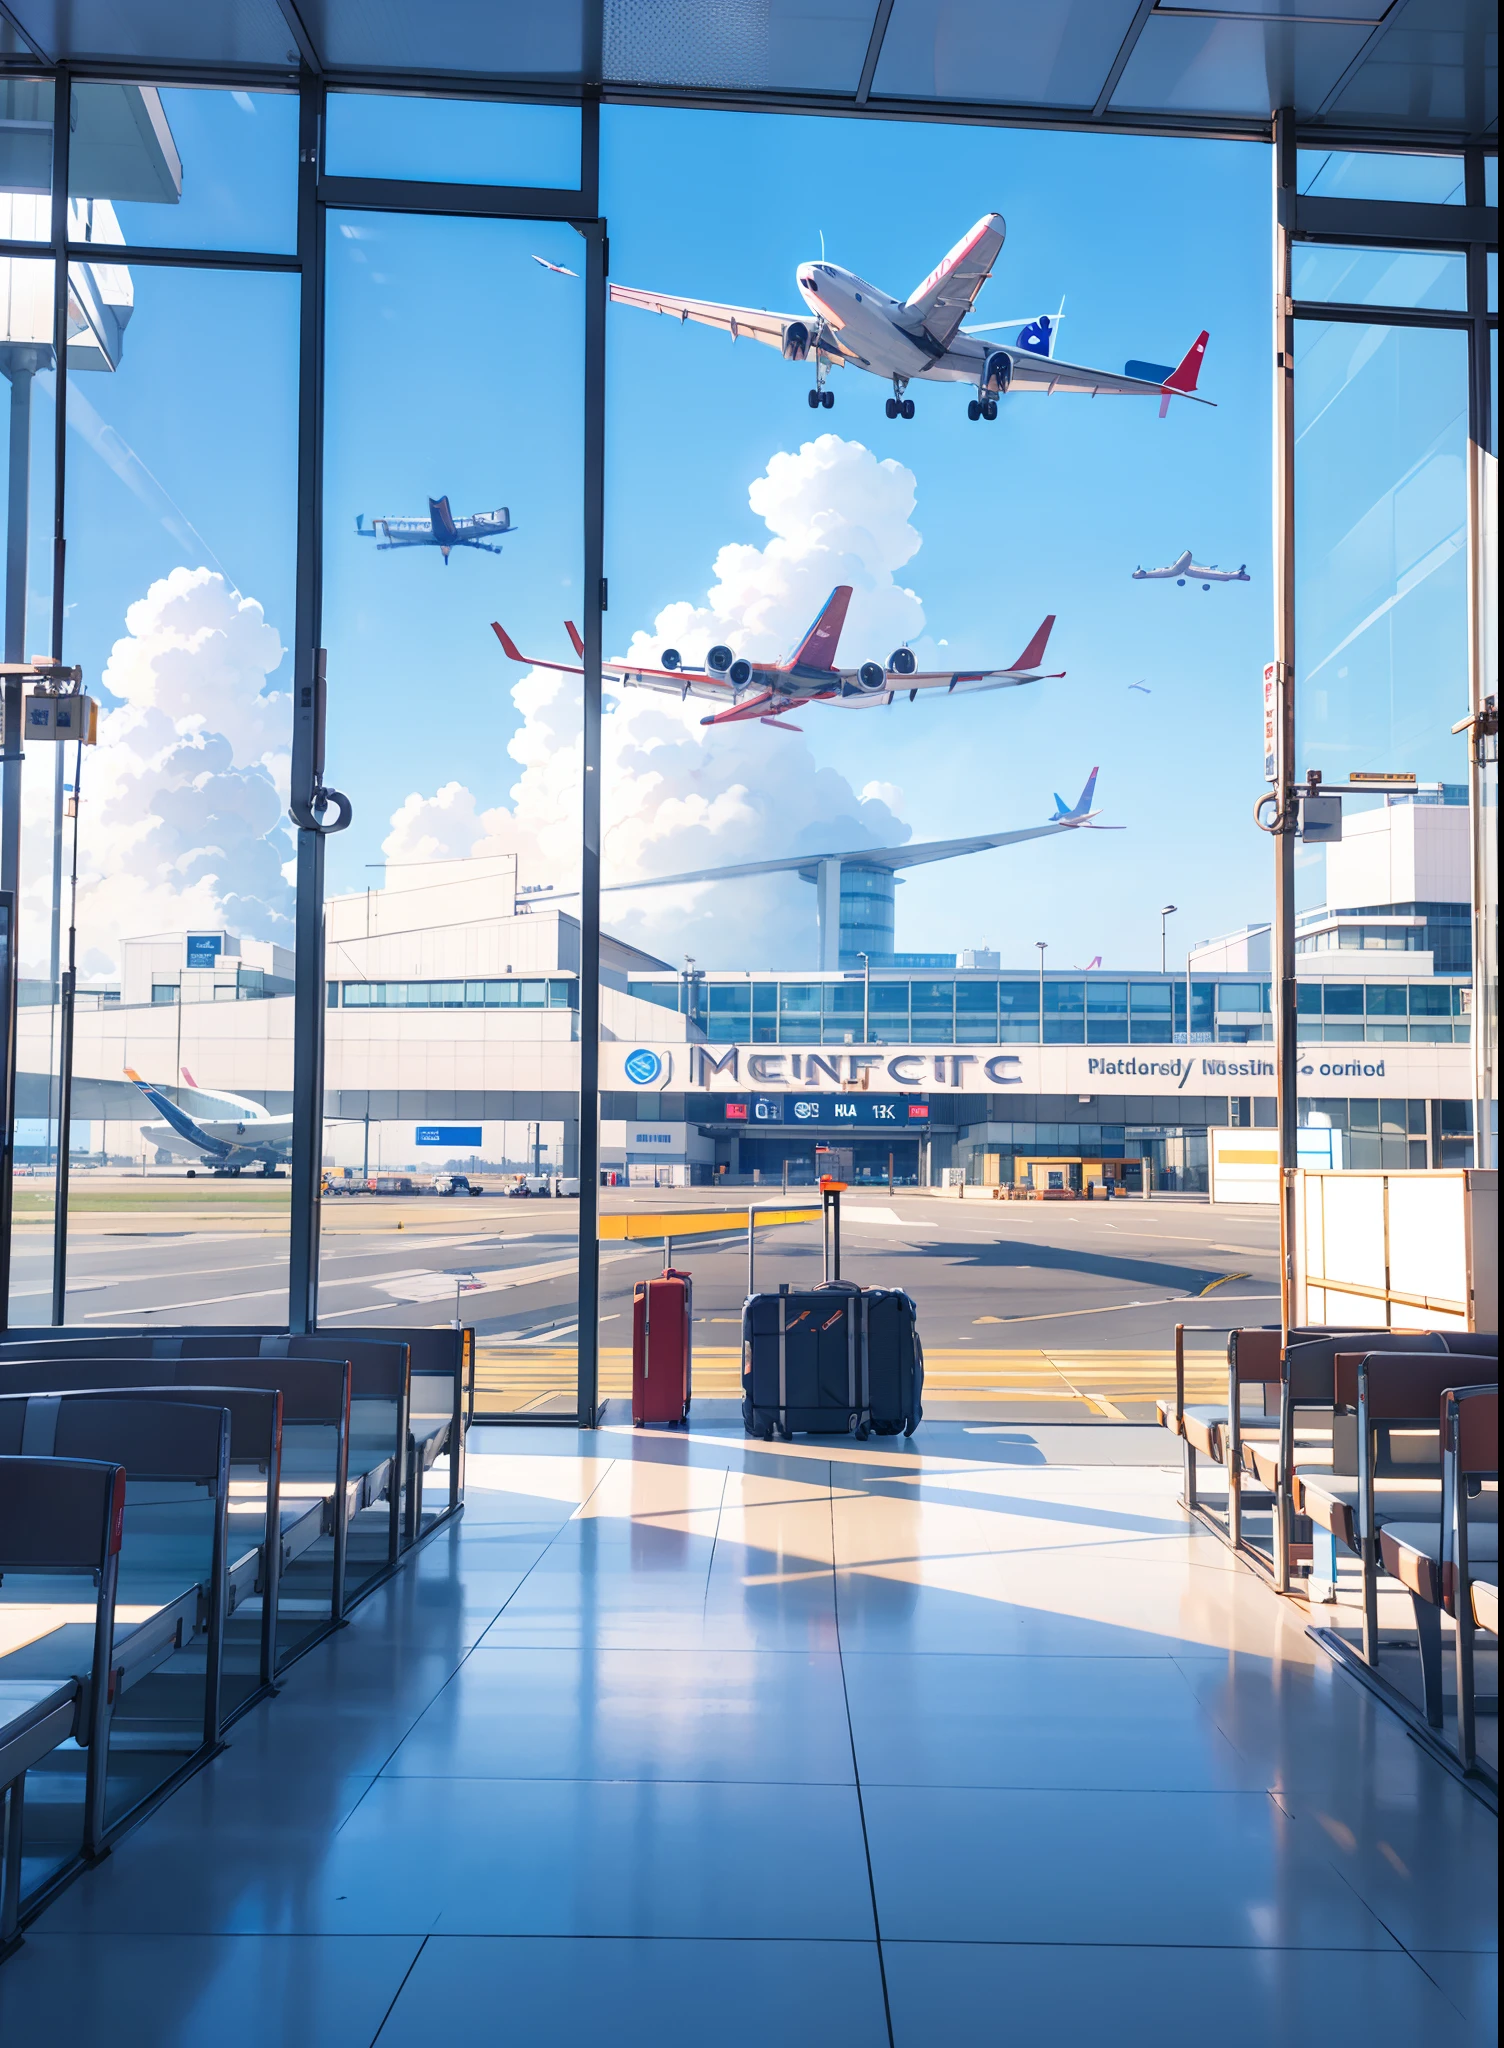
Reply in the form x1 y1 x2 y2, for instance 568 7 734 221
0 1421 1495 2045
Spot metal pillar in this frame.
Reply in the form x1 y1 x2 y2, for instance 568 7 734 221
1272 111 1300 1342
574 137 606 1428
0 350 39 1322
1464 148 1497 1170
287 80 329 1333
48 83 74 1317
815 857 842 969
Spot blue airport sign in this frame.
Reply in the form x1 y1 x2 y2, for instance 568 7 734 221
416 1126 483 1146
624 1048 664 1086
185 933 223 968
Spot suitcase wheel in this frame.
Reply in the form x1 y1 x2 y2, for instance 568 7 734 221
904 1420 917 1437
854 1421 870 1441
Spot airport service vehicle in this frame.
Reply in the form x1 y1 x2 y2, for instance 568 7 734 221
355 494 513 562
610 211 1212 423
1132 549 1249 589
367 1174 417 1195
322 1169 359 1195
553 1176 580 1198
506 1174 553 1198
126 1067 292 1176
433 1173 484 1196
495 584 1060 732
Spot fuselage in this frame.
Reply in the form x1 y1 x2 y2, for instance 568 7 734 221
795 262 988 384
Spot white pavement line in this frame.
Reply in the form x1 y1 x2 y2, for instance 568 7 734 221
967 1290 1278 1328
84 1284 289 1318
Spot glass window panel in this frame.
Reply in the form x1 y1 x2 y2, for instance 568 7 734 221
71 84 296 255
1111 15 1369 118
910 981 954 1012
1044 981 1084 1016
868 983 909 1015
955 982 997 1012
824 983 864 1013
1487 158 1498 208
322 208 581 1413
1291 244 1466 312
1323 984 1364 1015
54 257 295 1322
607 0 872 93
324 93 581 191
1087 1019 1129 1043
1129 982 1172 1013
17 1 293 66
1086 982 1127 1015
708 983 750 1013
1408 983 1451 1015
1297 150 1466 205
779 984 820 1012
1366 984 1407 1015
998 983 1039 1016
752 983 777 1013
873 0 1142 108
311 1 587 76
0 79 53 243
1217 982 1264 1012
1296 322 1469 783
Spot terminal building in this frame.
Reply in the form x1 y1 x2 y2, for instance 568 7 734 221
21 793 1477 1190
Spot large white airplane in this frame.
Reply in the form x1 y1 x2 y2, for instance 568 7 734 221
126 1067 292 1175
610 211 1212 423
1132 549 1249 589
493 585 1062 732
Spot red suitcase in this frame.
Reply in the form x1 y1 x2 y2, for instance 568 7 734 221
632 1269 692 1427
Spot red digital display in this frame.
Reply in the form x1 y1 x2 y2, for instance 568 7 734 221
724 1101 748 1120
907 1103 930 1119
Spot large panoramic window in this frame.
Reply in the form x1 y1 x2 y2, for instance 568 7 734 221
320 206 584 1414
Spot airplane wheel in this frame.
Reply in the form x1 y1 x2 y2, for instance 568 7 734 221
900 399 915 419
982 399 998 421
807 389 820 409
1203 584 1211 591
885 398 899 419
820 389 834 409
1177 578 1185 585
967 399 981 421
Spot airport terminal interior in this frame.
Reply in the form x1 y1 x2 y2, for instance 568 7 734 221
0 8 1496 2045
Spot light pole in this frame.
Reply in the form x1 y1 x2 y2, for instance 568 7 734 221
1160 904 1177 977
859 950 870 1041
1035 941 1046 1044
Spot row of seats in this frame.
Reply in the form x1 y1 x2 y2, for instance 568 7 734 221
1159 1323 1497 1775
0 1325 471 1953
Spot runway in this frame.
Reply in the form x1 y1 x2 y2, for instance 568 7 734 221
8 1180 1279 1422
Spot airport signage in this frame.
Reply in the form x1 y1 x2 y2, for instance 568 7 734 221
729 1095 931 1126
416 1126 483 1145
602 1041 1464 1100
185 933 223 968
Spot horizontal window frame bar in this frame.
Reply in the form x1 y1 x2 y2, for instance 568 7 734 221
1293 194 1496 247
1291 298 1476 327
63 240 300 271
318 173 588 219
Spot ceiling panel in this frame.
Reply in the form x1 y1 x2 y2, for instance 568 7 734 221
301 0 587 78
871 0 1143 107
1323 0 1496 133
603 0 873 93
6 0 295 65
1111 12 1373 117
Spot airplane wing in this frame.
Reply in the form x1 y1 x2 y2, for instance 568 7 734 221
609 285 808 354
832 614 1062 707
1004 331 1214 407
492 622 739 702
903 212 1006 352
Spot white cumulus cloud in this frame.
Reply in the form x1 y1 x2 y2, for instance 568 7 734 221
23 566 295 979
381 434 925 967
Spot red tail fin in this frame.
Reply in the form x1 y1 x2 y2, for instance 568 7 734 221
1011 615 1055 672
1163 331 1208 394
492 621 528 662
565 620 584 657
788 586 853 671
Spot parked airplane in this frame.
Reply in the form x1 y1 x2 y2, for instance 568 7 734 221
1052 767 1123 830
1132 549 1248 589
125 1068 293 1175
610 212 1212 422
355 495 513 562
493 585 1062 731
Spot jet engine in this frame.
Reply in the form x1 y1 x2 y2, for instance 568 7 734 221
983 349 1012 395
857 662 887 691
727 658 753 687
705 644 734 673
781 320 812 362
887 647 917 676
661 648 682 670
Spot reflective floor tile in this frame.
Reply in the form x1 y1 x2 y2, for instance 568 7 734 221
843 1652 1260 1790
383 1645 855 1783
864 1786 1399 1948
381 1935 890 2047
885 1941 1476 2047
1413 1952 1499 2041
0 1933 421 2047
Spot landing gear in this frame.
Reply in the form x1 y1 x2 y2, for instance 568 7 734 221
887 377 913 421
886 397 899 419
809 360 834 410
967 399 980 421
969 395 998 421
982 398 997 421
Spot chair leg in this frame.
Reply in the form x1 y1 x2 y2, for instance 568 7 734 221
0 1776 22 1948
1182 1435 1198 1512
1412 1594 1444 1728
1454 1602 1477 1769
1360 1541 1381 1666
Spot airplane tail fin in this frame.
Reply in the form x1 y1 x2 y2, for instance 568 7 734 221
1011 615 1055 673
1054 766 1099 820
1159 330 1209 416
181 1067 197 1090
492 622 529 663
355 515 365 532
565 620 585 657
788 585 853 671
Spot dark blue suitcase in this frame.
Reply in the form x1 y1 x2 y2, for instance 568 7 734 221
741 1281 922 1440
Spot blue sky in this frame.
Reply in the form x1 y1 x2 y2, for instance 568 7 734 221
51 91 1294 977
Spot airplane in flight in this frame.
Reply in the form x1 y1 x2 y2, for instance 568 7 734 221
126 1068 293 1176
609 211 1212 423
1051 767 1123 830
1132 549 1249 589
355 495 514 563
492 585 1062 731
